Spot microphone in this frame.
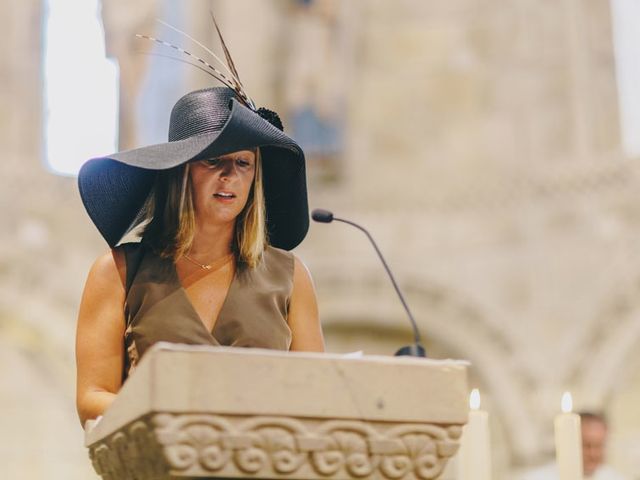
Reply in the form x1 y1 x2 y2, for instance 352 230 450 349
311 208 426 357
311 209 333 223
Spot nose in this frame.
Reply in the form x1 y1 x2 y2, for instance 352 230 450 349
219 159 238 181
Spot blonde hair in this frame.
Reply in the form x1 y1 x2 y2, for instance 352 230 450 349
142 150 267 268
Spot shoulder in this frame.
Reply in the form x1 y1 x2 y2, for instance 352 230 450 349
115 241 150 287
88 242 148 289
87 248 126 292
263 246 311 278
289 252 315 295
256 247 314 296
78 249 128 321
292 253 312 281
262 245 295 276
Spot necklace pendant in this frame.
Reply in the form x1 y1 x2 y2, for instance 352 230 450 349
183 252 232 272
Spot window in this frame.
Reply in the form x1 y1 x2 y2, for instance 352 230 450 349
610 0 640 158
43 0 118 176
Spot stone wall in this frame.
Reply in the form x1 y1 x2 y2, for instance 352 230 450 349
1 0 640 478
0 0 102 478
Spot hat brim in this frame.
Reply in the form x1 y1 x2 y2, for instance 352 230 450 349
78 98 309 250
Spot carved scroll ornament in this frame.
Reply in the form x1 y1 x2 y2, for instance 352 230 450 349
89 413 463 480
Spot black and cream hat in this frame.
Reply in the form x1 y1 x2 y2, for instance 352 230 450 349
78 87 308 250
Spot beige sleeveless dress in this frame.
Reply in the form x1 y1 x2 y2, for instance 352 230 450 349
121 243 294 379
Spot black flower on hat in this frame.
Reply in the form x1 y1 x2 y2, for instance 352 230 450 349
257 107 284 132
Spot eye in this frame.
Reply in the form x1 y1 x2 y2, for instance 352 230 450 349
235 157 254 169
200 158 221 168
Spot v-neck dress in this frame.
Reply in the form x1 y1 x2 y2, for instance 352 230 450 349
121 242 294 380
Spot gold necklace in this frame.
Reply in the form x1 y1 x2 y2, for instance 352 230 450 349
182 252 233 271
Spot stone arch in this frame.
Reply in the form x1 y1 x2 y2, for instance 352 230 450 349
577 277 640 405
314 261 541 462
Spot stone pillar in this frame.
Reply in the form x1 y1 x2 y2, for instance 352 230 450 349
101 0 158 150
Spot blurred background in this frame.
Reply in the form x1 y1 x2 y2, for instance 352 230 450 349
2 0 640 478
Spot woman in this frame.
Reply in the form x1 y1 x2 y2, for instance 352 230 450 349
75 87 324 426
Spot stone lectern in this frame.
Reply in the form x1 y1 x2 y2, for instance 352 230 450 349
85 343 468 480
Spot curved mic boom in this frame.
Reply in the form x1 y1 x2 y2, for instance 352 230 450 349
311 208 426 357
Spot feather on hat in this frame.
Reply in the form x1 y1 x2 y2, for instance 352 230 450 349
78 18 308 250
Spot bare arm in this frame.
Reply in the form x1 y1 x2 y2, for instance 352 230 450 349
75 249 127 426
288 255 324 352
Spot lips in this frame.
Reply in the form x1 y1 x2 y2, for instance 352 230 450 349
213 191 236 199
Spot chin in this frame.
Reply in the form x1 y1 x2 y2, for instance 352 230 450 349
212 209 244 225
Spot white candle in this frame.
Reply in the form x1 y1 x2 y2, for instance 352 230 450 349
554 392 583 480
458 388 491 480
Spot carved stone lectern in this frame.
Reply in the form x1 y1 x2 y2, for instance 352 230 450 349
85 343 468 479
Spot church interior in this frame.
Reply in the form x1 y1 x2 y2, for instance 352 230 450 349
2 0 640 478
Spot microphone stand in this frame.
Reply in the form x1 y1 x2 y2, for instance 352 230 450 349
312 209 426 357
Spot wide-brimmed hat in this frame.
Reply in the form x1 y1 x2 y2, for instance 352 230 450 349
78 87 309 250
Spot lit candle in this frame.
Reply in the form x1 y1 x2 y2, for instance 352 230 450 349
554 392 583 480
458 388 491 480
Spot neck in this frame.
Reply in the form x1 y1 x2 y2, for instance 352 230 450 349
188 219 235 260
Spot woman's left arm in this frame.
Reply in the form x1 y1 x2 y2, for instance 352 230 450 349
288 255 325 352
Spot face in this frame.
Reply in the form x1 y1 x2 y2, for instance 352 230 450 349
581 419 607 476
189 150 256 227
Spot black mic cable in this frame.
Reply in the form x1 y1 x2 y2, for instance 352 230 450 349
311 208 426 357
